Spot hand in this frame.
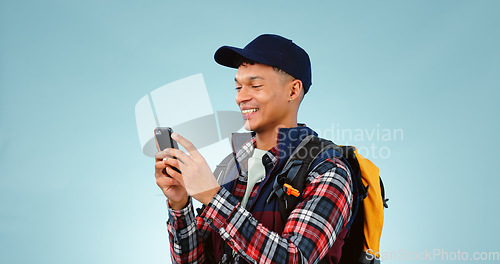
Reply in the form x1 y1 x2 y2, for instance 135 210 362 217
165 133 221 205
155 150 189 210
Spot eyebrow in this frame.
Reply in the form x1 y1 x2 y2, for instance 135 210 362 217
234 76 264 82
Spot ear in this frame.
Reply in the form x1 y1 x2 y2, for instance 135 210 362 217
289 79 303 101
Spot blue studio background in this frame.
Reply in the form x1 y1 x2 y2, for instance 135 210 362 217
1 1 499 263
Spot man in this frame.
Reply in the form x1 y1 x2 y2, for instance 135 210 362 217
155 34 353 263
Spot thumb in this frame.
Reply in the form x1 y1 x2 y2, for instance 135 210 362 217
168 166 185 187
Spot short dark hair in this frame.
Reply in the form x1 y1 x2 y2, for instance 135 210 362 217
233 55 294 80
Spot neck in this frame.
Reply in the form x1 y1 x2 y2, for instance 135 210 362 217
255 122 298 150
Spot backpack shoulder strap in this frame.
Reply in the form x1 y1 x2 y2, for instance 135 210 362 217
268 137 368 230
267 135 338 221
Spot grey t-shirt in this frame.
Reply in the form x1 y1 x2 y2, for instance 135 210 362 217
240 148 267 208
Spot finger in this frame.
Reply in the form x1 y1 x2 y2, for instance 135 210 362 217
156 178 177 193
155 162 168 179
155 160 167 170
169 166 184 186
155 150 169 161
171 133 199 156
165 166 182 180
163 157 180 169
157 175 182 186
165 148 191 165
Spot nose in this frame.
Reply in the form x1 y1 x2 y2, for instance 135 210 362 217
235 87 251 106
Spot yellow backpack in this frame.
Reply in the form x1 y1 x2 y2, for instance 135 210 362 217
271 136 388 264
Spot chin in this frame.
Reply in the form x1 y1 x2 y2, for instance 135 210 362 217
244 120 262 132
243 121 252 131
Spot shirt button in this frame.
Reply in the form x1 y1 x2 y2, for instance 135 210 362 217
207 218 213 224
229 241 234 246
244 176 248 181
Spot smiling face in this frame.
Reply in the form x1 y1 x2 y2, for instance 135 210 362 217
235 63 301 134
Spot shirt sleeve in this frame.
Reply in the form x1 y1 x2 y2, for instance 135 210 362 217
167 198 212 263
198 158 353 264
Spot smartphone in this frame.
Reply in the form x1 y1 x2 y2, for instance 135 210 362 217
154 127 180 175
154 127 179 151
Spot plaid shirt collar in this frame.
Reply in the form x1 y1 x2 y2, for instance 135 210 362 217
234 137 277 177
232 124 318 177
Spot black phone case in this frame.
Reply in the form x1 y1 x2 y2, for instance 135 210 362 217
154 127 181 175
154 127 179 151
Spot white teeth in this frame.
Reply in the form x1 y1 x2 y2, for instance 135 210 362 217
242 108 258 114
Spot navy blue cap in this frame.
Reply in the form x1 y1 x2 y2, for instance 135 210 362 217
214 34 312 94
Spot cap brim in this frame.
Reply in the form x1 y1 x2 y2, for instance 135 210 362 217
214 46 277 69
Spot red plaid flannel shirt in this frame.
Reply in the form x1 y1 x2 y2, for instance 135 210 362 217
167 133 352 263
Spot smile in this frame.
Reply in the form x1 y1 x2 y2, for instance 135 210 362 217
241 108 259 114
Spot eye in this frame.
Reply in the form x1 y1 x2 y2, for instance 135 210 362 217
251 85 263 89
235 86 242 91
